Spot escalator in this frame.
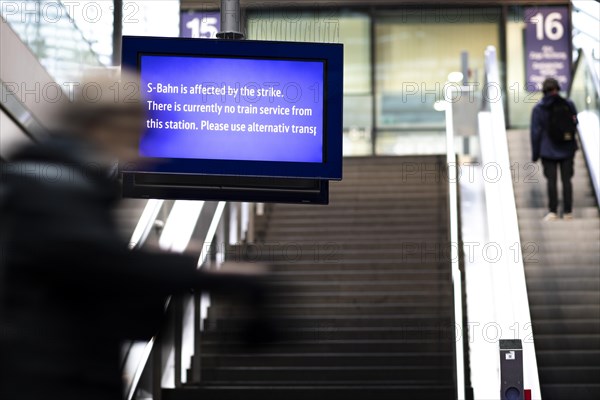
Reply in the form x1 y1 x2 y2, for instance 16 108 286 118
164 156 468 400
507 18 600 397
508 128 600 400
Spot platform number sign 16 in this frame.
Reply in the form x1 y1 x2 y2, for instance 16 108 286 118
524 7 571 92
180 12 220 39
531 11 564 41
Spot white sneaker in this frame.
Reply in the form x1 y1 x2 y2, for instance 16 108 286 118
563 213 574 220
543 212 559 221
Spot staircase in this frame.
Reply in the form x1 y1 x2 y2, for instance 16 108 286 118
163 156 463 400
507 130 600 399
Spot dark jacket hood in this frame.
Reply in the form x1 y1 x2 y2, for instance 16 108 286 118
539 93 562 107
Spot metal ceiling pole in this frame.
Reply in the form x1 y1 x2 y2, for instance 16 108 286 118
216 0 244 39
113 0 123 65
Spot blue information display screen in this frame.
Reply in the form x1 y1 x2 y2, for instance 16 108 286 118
140 55 325 163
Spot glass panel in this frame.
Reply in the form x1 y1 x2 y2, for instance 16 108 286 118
247 10 372 156
571 54 600 116
376 130 447 155
339 14 371 94
375 10 500 134
65 1 114 66
0 0 102 85
343 95 373 155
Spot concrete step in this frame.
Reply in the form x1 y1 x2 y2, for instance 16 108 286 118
521 251 600 262
264 233 450 242
515 199 597 209
526 277 600 292
164 386 456 400
534 334 600 351
268 264 450 274
513 188 592 200
509 156 589 165
268 269 451 282
198 352 454 368
538 366 600 384
331 183 446 191
531 319 600 335
267 215 446 227
519 241 600 254
536 350 600 367
197 339 455 354
539 384 600 400
271 207 452 218
324 191 447 201
517 217 600 227
254 291 454 305
518 228 600 241
510 170 590 181
205 316 453 331
517 207 599 218
508 152 587 162
528 291 600 305
525 265 600 279
513 188 594 199
273 200 448 213
342 156 445 166
231 242 452 252
245 255 454 266
517 218 600 228
523 253 600 265
198 365 454 383
210 303 452 318
529 304 600 320
265 225 448 235
250 242 451 255
267 281 452 293
202 328 454 342
514 199 598 209
264 259 453 269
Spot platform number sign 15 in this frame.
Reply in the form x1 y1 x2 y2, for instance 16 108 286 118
525 7 571 92
180 11 220 39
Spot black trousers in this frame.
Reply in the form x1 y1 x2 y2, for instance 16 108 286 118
541 157 574 213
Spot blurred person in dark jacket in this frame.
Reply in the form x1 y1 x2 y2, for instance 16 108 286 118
531 77 578 221
0 70 269 400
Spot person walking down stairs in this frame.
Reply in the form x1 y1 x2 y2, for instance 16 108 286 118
530 77 579 221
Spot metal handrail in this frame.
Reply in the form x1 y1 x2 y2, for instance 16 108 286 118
122 199 167 400
125 200 205 397
125 201 258 399
569 49 600 207
444 87 466 400
128 199 165 250
582 49 600 97
480 46 541 399
446 46 543 399
198 202 227 268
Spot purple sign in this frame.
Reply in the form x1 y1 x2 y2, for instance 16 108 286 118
525 6 571 92
180 11 220 38
139 55 324 163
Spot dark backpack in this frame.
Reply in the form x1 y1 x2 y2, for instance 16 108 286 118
546 96 577 143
